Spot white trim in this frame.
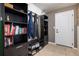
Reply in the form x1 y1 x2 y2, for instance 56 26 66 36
48 42 77 50
48 42 56 45
55 10 74 48
72 47 77 50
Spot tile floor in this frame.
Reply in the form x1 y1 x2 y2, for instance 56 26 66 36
35 43 79 56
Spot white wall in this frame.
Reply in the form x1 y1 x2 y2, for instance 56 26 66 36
77 26 79 49
47 12 55 42
28 3 45 15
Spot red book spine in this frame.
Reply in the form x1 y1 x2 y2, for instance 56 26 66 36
7 24 10 35
24 27 27 34
12 25 15 35
4 24 8 35
10 37 13 46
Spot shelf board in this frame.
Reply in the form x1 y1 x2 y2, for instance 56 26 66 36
5 6 27 16
4 34 27 37
4 42 27 48
28 39 38 42
5 35 14 37
28 47 39 51
28 39 39 45
4 21 27 25
4 45 14 48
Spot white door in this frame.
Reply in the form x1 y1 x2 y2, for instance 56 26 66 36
55 10 74 47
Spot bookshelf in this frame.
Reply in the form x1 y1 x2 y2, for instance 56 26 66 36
39 15 48 47
44 20 48 45
1 3 28 56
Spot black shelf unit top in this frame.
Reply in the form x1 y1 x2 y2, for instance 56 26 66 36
4 21 27 25
5 6 27 16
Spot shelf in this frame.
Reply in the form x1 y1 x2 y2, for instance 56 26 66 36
5 35 14 37
4 42 27 48
4 34 27 37
4 21 27 25
28 47 39 51
5 6 27 16
4 45 14 48
28 47 40 56
28 39 39 43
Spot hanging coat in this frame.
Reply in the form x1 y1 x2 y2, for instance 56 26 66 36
34 14 38 39
28 11 34 38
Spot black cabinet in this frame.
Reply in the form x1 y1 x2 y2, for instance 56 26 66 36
44 21 48 45
4 43 28 56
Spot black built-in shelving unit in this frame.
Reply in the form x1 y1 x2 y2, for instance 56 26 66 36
40 15 48 47
1 3 28 56
44 20 48 45
0 3 48 56
27 11 40 56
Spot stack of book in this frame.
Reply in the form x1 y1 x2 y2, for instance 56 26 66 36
15 26 27 35
4 37 13 47
4 24 27 36
4 24 15 36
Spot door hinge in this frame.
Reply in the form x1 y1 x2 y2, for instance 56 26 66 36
72 14 74 16
72 29 74 31
72 43 73 45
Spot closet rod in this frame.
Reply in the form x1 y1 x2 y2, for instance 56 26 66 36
28 10 37 15
28 10 39 18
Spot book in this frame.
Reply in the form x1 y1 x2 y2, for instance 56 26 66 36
10 24 15 35
15 26 19 35
8 38 10 45
4 24 10 35
10 37 13 45
4 37 13 47
22 28 25 34
4 37 7 47
4 24 8 35
24 27 27 34
7 24 10 35
4 24 27 36
19 27 22 34
7 15 10 21
10 24 13 35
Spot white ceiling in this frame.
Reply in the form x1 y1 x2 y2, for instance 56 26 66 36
34 3 76 13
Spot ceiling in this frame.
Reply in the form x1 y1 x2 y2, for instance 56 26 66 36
34 3 76 13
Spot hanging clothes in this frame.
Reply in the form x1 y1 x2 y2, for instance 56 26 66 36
28 11 34 39
34 14 38 39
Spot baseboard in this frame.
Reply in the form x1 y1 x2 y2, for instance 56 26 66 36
48 42 56 45
48 42 78 49
72 47 77 50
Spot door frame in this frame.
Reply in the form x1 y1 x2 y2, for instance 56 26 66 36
54 8 77 48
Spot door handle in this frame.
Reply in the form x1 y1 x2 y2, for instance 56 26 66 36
72 28 74 31
56 29 59 33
